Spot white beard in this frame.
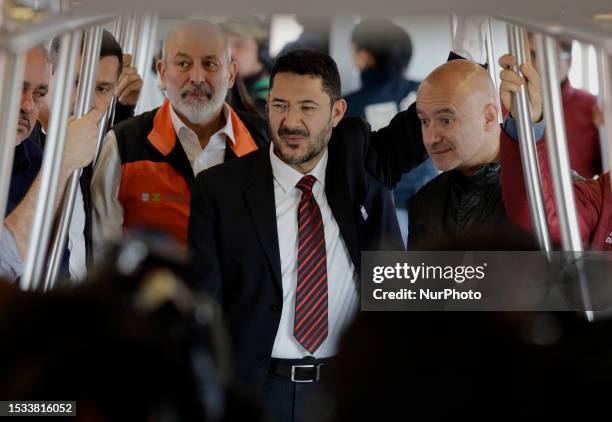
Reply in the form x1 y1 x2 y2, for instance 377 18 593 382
166 80 228 125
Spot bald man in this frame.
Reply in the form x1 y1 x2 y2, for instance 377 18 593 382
408 59 536 249
91 20 269 256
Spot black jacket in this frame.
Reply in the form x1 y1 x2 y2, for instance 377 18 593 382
344 67 420 120
187 106 426 390
408 162 533 250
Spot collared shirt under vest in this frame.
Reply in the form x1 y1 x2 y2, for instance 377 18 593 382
91 100 268 257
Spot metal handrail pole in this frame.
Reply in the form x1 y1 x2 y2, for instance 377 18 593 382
0 52 26 225
0 13 115 53
507 24 553 252
44 25 103 289
20 30 82 290
535 33 594 321
596 49 612 175
133 12 158 115
485 17 503 124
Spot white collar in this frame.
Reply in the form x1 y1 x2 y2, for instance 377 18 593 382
269 142 328 194
168 102 236 146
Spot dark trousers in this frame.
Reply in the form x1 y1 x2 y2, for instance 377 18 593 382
262 374 336 422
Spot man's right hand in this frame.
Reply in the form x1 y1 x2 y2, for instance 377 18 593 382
499 53 543 123
61 106 106 175
593 104 604 127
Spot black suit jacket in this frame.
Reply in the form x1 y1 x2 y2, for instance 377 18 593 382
188 105 425 390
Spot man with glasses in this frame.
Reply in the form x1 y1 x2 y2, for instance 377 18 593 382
188 48 425 421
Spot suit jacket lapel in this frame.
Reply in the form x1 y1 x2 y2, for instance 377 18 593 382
243 150 283 289
224 143 237 162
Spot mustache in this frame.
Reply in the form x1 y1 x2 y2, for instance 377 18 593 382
427 142 452 153
278 126 309 138
19 112 31 130
181 84 213 99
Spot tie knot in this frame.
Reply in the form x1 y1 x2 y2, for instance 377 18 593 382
296 175 317 193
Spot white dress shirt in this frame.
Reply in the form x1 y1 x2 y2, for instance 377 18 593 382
269 144 359 359
67 181 87 281
91 103 236 259
0 226 24 282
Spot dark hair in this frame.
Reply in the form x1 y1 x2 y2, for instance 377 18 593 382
270 48 341 102
351 17 413 74
226 73 261 117
50 29 124 76
559 41 572 56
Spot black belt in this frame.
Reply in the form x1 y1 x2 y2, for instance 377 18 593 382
268 357 335 383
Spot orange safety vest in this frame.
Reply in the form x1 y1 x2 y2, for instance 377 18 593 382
114 99 260 247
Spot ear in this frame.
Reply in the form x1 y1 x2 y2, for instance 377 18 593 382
157 59 167 90
483 103 499 132
354 49 375 71
227 60 238 89
331 98 347 127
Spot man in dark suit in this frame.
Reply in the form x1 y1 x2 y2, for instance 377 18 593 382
188 48 425 421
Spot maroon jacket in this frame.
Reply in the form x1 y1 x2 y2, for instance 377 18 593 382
562 80 601 178
500 132 612 251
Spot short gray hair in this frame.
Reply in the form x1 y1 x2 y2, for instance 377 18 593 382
161 20 232 64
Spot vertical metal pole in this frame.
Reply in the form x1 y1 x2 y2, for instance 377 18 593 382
113 13 131 54
596 49 612 174
579 42 591 93
21 31 82 290
534 33 594 321
93 13 135 171
134 12 158 115
535 34 587 251
133 12 156 83
123 13 140 57
91 15 127 169
507 25 553 253
448 14 456 48
485 17 503 124
44 25 103 289
102 14 132 136
92 107 112 168
0 52 26 226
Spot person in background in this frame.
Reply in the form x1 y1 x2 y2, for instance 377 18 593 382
223 14 272 115
37 31 142 141
226 73 261 117
32 30 141 278
278 14 331 55
500 52 611 251
0 46 108 283
527 35 603 178
344 17 437 246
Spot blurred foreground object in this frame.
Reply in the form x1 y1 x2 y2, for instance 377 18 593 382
0 234 265 422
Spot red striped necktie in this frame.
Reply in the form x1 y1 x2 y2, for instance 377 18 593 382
294 175 328 354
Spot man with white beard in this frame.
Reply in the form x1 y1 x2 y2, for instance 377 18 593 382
91 20 269 257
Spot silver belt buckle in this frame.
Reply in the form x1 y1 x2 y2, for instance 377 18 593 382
291 364 322 383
